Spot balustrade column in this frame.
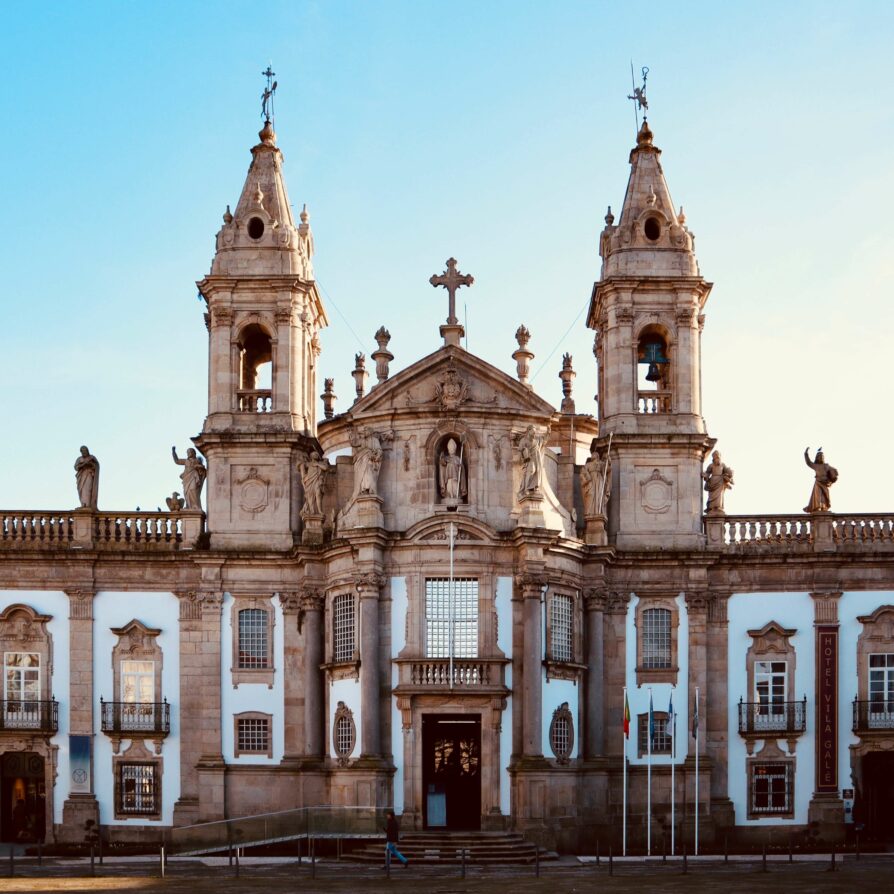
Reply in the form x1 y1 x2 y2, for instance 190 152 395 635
302 589 325 758
585 590 606 758
357 572 385 757
518 574 547 758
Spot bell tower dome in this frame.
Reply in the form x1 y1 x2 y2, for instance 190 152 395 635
587 120 714 549
195 113 327 549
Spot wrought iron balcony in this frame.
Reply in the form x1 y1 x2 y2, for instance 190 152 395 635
853 699 894 733
0 699 58 733
738 698 807 736
101 700 170 736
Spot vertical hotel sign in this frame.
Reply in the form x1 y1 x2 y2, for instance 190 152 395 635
816 626 838 793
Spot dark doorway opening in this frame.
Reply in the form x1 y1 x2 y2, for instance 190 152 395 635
858 752 894 841
0 752 46 842
422 714 481 830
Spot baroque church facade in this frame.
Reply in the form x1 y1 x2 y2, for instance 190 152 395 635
1 112 894 851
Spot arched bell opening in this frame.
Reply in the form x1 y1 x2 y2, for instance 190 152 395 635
434 434 469 508
636 327 672 414
237 324 273 412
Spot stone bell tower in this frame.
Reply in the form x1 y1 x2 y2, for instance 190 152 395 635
587 120 714 549
195 117 328 549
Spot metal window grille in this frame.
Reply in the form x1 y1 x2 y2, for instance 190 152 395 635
550 595 573 662
335 714 355 757
333 594 355 663
751 762 792 815
117 763 158 816
641 608 671 669
637 713 672 755
237 717 270 753
238 609 269 669
550 715 571 759
425 578 478 659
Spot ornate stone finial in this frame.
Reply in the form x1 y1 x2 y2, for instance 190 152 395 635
559 353 576 414
253 181 265 208
636 119 654 148
371 326 394 385
223 205 233 224
321 378 337 420
297 204 315 280
300 204 309 224
605 205 615 226
677 206 686 225
258 120 276 146
646 183 657 207
352 353 368 402
513 325 534 388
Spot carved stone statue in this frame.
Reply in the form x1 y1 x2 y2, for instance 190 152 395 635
439 438 467 501
350 427 386 498
172 446 207 511
581 443 611 516
517 425 544 498
300 452 328 516
74 446 99 509
165 491 185 511
703 450 734 513
803 447 838 513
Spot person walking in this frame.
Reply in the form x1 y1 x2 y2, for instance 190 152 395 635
384 809 409 868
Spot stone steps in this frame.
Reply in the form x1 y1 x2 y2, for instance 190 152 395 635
344 831 559 865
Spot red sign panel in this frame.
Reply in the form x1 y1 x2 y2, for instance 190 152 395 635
816 626 838 793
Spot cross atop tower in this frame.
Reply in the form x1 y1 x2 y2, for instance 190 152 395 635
261 66 277 123
430 257 474 325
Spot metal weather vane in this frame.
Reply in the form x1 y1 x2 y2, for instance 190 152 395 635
628 64 649 130
261 65 278 124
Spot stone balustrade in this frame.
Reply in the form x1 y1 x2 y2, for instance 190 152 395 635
637 390 672 414
832 515 894 545
236 389 272 412
395 657 508 692
0 509 204 550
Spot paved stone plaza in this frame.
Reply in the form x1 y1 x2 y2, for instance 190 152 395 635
0 855 891 893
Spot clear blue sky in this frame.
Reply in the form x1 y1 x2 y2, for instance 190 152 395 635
1 1 892 514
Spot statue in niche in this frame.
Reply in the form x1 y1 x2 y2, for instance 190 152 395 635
74 446 99 509
439 438 467 502
803 446 838 513
350 427 388 498
516 425 545 498
172 446 207 511
300 451 328 516
703 450 734 513
581 441 611 516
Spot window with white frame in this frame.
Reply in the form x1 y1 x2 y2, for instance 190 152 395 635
4 652 40 703
750 762 792 816
641 609 671 669
869 654 894 726
550 594 573 663
332 594 356 663
238 608 269 669
121 660 155 703
425 578 479 659
236 716 270 755
116 763 159 817
755 660 787 718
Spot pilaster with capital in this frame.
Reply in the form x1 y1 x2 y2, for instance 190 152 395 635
584 589 607 758
516 573 547 758
705 592 732 810
301 587 325 758
356 572 386 757
278 591 305 760
603 591 630 756
685 591 709 756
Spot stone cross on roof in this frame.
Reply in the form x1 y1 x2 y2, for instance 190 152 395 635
430 258 474 325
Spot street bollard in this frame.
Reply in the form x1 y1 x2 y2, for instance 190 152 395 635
762 843 767 872
8 847 13 878
99 835 103 865
856 828 861 860
38 840 42 867
724 835 728 863
160 845 165 879
789 834 793 862
683 844 688 874
297 837 302 864
662 835 666 863
609 846 613 877
830 844 836 872
311 837 316 879
235 848 240 878
462 847 467 879
90 844 95 877
596 839 600 866
535 845 540 877
228 845 233 867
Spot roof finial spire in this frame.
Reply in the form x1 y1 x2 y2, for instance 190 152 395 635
261 65 277 125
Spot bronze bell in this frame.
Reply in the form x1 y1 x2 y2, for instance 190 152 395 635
646 361 662 382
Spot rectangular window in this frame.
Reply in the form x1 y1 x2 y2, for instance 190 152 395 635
425 578 479 659
4 652 40 702
750 762 792 815
238 608 269 669
637 712 672 756
641 609 671 669
332 594 356 663
869 654 894 727
236 717 270 755
755 660 787 713
550 594 573 663
117 763 159 817
121 660 155 703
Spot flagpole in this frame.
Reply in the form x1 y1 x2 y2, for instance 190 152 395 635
647 687 652 857
448 522 455 689
622 686 628 857
694 686 700 856
671 688 675 856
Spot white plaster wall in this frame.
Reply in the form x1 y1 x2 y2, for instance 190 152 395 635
93 591 180 826
330 677 361 760
390 576 407 812
495 576 512 815
0 591 69 825
220 592 285 765
839 590 894 809
727 592 814 825
624 593 690 766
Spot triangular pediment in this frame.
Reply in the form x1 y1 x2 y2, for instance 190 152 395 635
347 345 558 420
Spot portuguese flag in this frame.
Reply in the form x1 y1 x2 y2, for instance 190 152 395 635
623 690 631 739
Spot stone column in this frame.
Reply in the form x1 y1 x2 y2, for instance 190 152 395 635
195 591 226 821
584 589 606 758
518 574 546 758
302 588 325 759
685 592 709 757
357 572 384 758
60 589 98 839
278 592 305 761
808 591 845 837
705 593 734 825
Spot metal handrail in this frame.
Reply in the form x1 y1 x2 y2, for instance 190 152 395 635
853 698 894 731
737 697 807 734
100 699 170 734
0 699 58 732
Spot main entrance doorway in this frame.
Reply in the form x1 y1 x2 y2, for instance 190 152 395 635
422 715 481 830
858 752 894 840
0 752 46 842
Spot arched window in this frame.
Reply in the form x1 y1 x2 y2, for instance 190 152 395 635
636 328 671 413
237 323 273 412
641 608 672 669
